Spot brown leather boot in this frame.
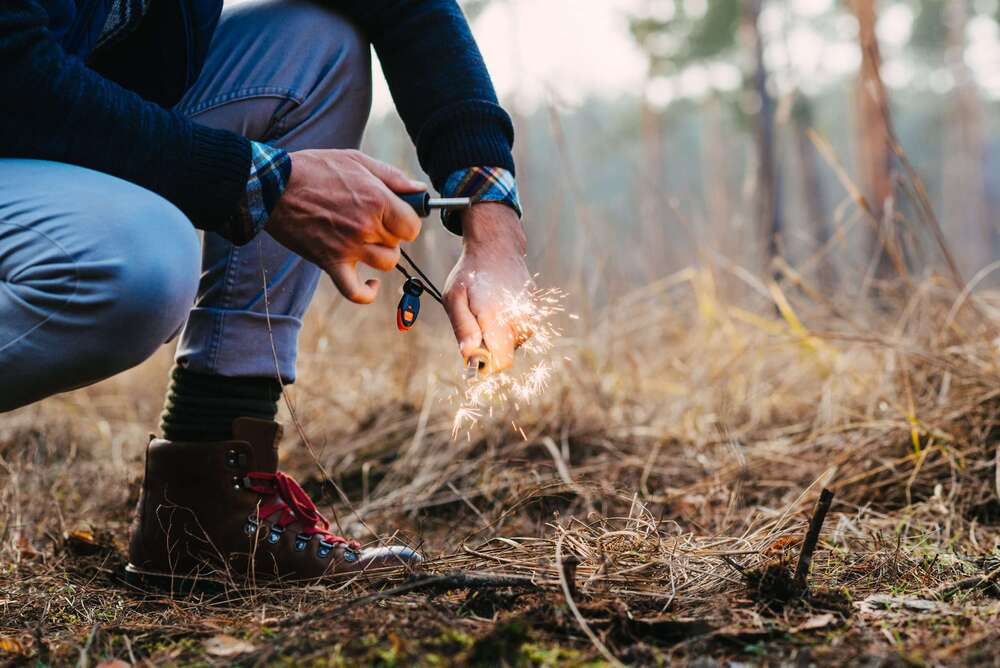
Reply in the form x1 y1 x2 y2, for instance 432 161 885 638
126 417 421 587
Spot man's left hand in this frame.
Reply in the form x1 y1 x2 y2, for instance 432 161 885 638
443 203 531 372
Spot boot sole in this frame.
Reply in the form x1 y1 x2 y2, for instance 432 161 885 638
124 561 413 594
124 563 233 594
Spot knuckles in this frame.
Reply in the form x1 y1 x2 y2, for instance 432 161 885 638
358 216 380 239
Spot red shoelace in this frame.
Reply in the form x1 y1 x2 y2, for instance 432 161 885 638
246 471 360 550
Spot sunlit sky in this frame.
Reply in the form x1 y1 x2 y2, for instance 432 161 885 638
225 0 1000 115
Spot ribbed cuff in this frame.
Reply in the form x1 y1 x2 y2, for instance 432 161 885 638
175 125 253 241
416 100 515 193
228 142 293 246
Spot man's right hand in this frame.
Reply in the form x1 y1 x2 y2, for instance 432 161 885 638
265 149 425 304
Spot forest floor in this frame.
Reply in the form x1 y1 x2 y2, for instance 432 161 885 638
2 271 1000 667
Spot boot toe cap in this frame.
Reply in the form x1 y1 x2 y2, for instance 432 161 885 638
358 545 423 568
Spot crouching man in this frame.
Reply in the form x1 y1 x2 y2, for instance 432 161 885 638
0 0 528 584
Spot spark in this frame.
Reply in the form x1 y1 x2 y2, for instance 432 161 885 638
451 283 568 440
451 405 481 439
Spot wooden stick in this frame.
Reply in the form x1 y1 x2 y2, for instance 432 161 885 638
794 488 834 589
936 563 1000 599
562 555 580 600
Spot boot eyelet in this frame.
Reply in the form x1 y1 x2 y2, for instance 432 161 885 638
294 534 310 551
225 451 250 470
317 539 335 559
232 475 242 489
267 525 285 545
244 518 259 536
343 548 358 563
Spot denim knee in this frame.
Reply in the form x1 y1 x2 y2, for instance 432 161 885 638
283 1 374 144
0 162 201 410
90 196 201 371
184 0 373 149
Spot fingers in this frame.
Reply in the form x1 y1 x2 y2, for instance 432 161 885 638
349 152 423 243
351 151 425 194
381 192 422 242
361 243 401 272
444 287 484 361
350 151 427 246
329 262 379 304
479 309 515 372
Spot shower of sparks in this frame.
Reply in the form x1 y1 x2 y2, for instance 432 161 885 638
450 283 567 439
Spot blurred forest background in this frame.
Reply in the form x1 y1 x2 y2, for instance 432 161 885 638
365 0 1000 306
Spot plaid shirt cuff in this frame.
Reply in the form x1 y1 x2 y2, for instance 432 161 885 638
440 166 522 236
228 141 292 245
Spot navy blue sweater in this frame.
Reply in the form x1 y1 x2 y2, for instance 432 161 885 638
0 0 515 241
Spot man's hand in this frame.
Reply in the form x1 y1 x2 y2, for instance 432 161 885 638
266 149 424 304
443 203 531 372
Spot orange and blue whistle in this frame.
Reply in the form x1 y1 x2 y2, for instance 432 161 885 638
397 277 424 331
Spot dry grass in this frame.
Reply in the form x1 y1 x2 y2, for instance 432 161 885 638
2 254 1000 665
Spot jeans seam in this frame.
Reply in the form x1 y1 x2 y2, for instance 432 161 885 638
0 221 80 356
178 86 305 118
210 310 224 371
209 233 247 371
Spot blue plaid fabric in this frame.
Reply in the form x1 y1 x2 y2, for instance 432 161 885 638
440 166 521 235
230 141 292 245
235 156 518 243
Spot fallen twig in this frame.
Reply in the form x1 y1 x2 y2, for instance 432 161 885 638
278 571 543 628
935 563 1000 599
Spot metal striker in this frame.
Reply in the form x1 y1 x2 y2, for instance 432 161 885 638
392 190 472 333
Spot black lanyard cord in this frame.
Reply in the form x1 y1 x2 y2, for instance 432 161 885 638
396 249 444 305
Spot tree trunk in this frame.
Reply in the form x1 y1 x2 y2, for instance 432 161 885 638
745 0 782 277
639 95 671 278
792 93 837 290
943 0 991 276
703 95 734 262
853 0 900 281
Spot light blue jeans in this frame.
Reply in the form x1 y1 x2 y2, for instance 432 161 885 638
0 0 372 411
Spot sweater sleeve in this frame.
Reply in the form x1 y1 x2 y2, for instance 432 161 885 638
0 1 251 239
329 0 515 192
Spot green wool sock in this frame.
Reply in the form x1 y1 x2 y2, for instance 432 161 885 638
159 366 282 442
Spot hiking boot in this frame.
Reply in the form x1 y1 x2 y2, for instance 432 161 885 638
126 417 421 587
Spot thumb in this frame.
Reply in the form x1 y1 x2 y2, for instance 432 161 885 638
444 286 483 361
329 262 379 304
352 152 426 193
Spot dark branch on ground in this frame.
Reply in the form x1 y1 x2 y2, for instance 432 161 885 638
795 488 835 590
279 571 544 628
